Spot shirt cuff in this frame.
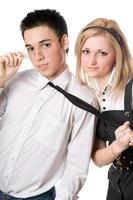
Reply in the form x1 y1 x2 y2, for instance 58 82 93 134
0 88 4 95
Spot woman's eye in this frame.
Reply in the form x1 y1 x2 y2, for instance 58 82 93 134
99 51 107 56
82 49 90 54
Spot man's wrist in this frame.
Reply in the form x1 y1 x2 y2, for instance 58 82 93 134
0 80 6 88
0 87 4 95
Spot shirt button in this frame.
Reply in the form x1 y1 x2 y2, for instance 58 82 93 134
103 99 106 101
130 161 133 165
117 189 121 193
103 107 106 110
102 92 105 95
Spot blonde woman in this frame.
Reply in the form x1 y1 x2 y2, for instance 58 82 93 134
75 18 133 200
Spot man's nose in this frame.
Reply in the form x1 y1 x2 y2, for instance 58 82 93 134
34 48 44 61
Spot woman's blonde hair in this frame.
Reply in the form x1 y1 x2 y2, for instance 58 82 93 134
75 18 133 95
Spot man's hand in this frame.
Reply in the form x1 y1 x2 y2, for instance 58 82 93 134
0 51 24 87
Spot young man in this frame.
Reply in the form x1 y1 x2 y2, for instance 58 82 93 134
0 9 97 200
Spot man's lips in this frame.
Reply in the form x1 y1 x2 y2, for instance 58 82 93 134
36 63 48 70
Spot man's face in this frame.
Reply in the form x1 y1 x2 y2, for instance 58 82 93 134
24 25 68 80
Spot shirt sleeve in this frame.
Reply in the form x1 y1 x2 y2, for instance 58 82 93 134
55 101 97 200
0 88 7 117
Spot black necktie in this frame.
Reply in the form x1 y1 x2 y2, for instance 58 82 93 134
47 82 118 128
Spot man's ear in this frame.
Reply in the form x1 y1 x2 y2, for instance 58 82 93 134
61 34 69 52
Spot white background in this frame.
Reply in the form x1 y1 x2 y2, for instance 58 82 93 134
0 0 133 199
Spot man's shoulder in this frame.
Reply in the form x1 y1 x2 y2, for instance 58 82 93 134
16 69 36 78
67 75 96 105
6 69 37 88
9 69 37 83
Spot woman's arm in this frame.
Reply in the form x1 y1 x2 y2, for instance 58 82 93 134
92 121 133 167
92 137 118 167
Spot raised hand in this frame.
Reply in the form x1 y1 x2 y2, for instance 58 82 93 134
114 121 133 151
0 51 24 87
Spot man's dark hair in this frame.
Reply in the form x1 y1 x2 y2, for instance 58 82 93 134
20 9 68 39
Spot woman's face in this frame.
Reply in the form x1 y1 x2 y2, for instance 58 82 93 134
81 35 116 80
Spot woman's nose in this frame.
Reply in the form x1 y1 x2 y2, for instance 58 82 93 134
89 55 96 65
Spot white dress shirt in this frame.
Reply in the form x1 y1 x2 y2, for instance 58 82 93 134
0 67 98 200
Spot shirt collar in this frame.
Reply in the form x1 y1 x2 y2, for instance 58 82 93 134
89 67 116 96
37 73 49 89
52 67 72 89
37 66 72 90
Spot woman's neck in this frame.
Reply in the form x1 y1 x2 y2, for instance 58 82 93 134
95 74 112 92
94 67 116 92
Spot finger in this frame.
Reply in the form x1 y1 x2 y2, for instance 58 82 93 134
7 52 21 67
0 63 6 78
123 121 130 126
129 139 133 146
123 128 133 137
15 52 24 66
3 53 15 67
0 56 10 67
115 131 125 139
129 134 133 141
116 129 132 141
115 122 130 134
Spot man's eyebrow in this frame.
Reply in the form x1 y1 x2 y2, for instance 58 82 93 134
25 39 51 47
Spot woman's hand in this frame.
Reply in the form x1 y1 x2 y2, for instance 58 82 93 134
111 121 133 155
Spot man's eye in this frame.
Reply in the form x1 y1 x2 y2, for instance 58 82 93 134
27 47 34 52
42 43 51 48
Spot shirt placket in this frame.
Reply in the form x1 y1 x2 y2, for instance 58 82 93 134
3 87 56 188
